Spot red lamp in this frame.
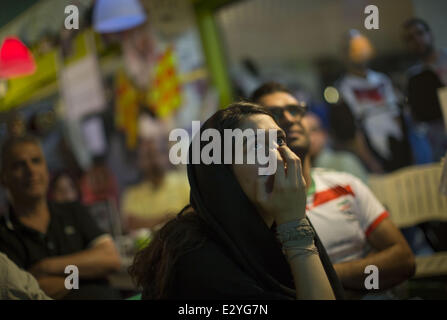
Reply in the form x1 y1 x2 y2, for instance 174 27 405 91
0 37 36 79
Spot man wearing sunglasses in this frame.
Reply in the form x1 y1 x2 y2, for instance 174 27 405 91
251 82 415 299
258 99 309 161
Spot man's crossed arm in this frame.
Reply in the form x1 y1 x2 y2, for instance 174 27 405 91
28 235 121 299
334 218 415 292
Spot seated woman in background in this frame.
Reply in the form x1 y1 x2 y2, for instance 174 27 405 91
130 103 344 300
121 135 190 232
48 171 80 204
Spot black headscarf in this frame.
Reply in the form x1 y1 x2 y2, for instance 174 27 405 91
187 105 345 299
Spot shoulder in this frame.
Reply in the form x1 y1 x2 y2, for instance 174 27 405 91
313 168 359 184
0 252 13 288
368 70 391 84
166 170 189 185
337 74 354 89
0 252 10 266
407 64 425 78
0 252 20 275
368 70 383 78
312 168 365 194
408 68 442 86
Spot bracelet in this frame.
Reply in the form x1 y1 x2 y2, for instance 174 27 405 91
276 218 315 248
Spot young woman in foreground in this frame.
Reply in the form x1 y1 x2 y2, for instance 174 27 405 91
130 103 344 299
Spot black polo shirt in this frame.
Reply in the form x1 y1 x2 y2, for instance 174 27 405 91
0 201 106 269
0 201 123 299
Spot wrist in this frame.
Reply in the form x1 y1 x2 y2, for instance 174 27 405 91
44 257 64 275
285 244 318 261
275 212 306 226
276 218 315 247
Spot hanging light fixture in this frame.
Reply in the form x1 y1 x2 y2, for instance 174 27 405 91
0 37 36 79
93 0 147 34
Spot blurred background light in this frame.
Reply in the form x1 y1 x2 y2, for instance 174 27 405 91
0 36 36 79
324 86 339 104
93 0 147 34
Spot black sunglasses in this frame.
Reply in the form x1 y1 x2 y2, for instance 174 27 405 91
265 104 307 121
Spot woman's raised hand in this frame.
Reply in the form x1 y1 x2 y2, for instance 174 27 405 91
255 145 307 225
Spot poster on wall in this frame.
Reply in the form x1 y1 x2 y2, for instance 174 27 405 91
60 54 106 121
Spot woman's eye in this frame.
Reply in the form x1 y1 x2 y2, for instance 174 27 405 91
277 137 286 146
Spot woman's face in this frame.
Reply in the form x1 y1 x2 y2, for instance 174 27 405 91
231 114 286 224
52 175 78 203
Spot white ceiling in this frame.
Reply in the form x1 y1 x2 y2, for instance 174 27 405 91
216 0 416 64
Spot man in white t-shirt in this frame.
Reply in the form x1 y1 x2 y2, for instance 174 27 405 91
251 82 415 297
339 70 403 161
338 30 411 172
306 168 388 263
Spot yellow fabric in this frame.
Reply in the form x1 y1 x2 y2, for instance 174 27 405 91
121 170 190 219
115 70 141 150
146 46 182 118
